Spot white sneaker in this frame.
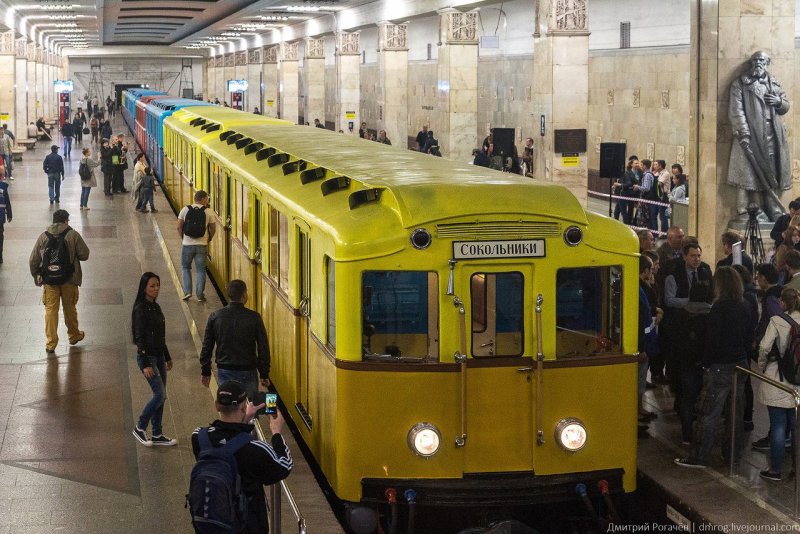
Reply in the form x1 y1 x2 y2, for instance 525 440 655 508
132 427 152 447
151 434 177 446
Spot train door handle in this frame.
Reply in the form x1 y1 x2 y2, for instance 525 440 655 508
516 367 533 373
480 340 494 347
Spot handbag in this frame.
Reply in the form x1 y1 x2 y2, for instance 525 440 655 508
82 127 89 135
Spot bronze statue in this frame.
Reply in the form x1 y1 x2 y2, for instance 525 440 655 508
727 51 791 222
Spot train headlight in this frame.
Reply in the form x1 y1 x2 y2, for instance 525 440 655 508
407 423 441 457
410 228 432 250
564 226 583 246
555 418 587 452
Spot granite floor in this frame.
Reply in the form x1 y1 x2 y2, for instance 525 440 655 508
0 121 341 533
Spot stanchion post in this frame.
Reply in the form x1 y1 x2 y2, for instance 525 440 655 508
795 396 800 519
730 370 738 477
270 483 282 534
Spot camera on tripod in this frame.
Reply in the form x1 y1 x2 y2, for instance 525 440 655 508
746 203 761 220
744 202 766 264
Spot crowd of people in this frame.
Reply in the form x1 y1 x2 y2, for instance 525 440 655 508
614 154 688 235
636 217 799 481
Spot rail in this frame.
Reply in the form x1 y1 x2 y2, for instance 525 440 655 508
731 365 800 518
253 418 307 534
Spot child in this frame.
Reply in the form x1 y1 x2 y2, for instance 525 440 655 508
138 166 157 213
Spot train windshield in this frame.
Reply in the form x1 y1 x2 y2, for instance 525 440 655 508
362 271 439 362
555 266 623 357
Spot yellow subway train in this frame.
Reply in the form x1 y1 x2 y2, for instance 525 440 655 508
155 104 639 530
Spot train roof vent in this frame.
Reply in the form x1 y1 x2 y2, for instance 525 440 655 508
255 147 276 161
226 133 244 145
282 160 307 175
219 130 236 141
235 137 253 150
189 118 201 126
349 188 383 210
206 123 221 133
321 176 351 196
300 167 327 184
244 141 264 155
267 153 290 168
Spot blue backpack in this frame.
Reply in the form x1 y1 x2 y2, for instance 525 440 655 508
187 428 252 533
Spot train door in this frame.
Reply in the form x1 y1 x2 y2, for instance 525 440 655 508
251 193 263 317
207 162 231 285
296 227 312 427
460 263 534 473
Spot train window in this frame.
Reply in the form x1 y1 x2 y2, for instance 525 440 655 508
269 206 290 290
361 271 439 361
269 206 279 280
241 183 249 251
212 163 222 216
555 266 623 358
326 257 336 349
470 273 523 357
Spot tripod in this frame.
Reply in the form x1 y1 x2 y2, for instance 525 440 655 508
743 208 766 264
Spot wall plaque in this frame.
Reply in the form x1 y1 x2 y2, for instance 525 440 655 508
554 129 587 153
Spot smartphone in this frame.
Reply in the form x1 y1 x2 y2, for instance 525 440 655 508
251 391 278 416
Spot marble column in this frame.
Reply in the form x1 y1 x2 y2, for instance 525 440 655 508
206 57 215 101
14 38 28 137
262 46 279 118
279 42 299 124
335 31 360 134
532 0 590 207
0 33 16 139
45 52 53 119
25 42 36 134
377 22 408 148
35 46 44 122
246 48 262 113
304 38 325 127
689 0 796 264
223 53 234 105
437 9 479 163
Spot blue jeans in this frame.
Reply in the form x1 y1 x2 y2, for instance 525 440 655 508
48 173 61 202
216 368 259 400
690 362 746 464
767 406 796 474
613 199 632 224
136 354 168 436
80 186 91 207
63 136 72 155
142 187 154 210
679 363 704 442
181 244 207 298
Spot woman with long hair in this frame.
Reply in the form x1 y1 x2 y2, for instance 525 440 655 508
676 266 753 468
756 287 800 481
131 272 177 447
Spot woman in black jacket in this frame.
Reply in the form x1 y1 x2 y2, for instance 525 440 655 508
131 272 177 447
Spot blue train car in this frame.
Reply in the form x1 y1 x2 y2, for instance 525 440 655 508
145 98 214 181
122 89 164 132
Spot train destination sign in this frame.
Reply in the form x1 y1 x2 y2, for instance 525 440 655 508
453 239 546 260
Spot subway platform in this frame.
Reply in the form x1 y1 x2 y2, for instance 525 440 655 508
0 125 341 533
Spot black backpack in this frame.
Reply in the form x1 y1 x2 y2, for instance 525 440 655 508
78 161 91 181
776 314 800 385
39 229 74 285
187 428 252 533
183 206 207 238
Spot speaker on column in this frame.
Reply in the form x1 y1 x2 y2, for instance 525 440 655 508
491 128 516 158
599 142 627 180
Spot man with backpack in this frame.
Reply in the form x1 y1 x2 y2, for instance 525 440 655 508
43 145 65 204
28 210 90 354
189 380 292 533
177 190 215 302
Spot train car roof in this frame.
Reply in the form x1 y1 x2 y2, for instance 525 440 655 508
164 106 290 144
146 99 214 118
197 123 621 259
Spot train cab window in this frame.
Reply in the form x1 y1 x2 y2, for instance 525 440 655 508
555 266 623 358
361 271 439 361
326 257 336 349
470 273 523 357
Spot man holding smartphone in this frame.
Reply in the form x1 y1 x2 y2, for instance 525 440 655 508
200 279 270 398
190 381 292 533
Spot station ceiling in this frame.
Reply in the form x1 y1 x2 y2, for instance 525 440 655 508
6 0 371 52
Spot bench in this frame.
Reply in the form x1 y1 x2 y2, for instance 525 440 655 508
11 148 24 161
17 139 36 150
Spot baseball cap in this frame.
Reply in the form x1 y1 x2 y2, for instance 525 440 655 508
216 380 247 406
51 144 59 151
